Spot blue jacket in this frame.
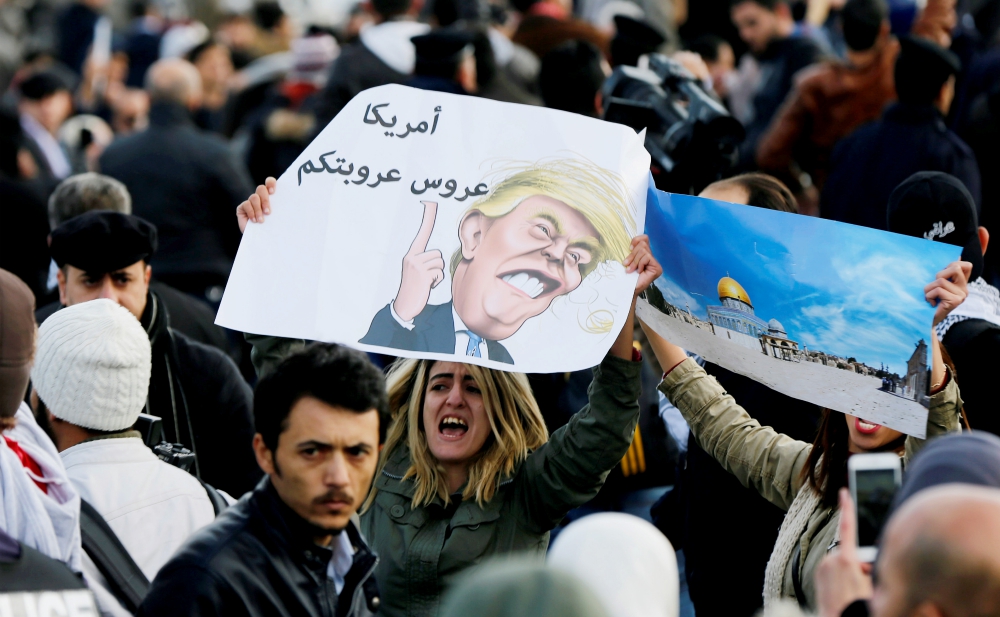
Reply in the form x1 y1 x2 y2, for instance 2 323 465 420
821 102 981 230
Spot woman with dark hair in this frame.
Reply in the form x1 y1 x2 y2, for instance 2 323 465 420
651 171 815 617
642 259 970 611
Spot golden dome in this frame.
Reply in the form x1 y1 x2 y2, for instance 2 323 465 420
718 277 752 306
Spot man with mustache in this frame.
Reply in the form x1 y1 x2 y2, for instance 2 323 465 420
139 344 388 617
360 160 635 363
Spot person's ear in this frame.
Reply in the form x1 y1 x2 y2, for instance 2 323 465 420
878 20 890 42
458 211 486 260
936 75 956 115
979 226 989 256
143 264 152 287
911 601 946 617
57 268 68 306
253 433 277 476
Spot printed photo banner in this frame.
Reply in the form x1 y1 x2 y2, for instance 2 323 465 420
217 84 650 372
639 189 960 437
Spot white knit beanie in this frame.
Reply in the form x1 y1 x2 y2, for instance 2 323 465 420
31 299 151 431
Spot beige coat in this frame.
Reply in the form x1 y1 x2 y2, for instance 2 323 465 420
658 358 962 608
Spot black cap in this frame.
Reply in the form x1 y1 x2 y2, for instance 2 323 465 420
50 211 158 273
887 171 983 281
611 15 665 67
412 30 475 65
894 35 961 104
19 71 72 101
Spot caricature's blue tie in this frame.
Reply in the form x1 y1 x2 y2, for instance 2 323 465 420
465 331 483 357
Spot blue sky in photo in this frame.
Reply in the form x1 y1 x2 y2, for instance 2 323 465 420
644 188 961 373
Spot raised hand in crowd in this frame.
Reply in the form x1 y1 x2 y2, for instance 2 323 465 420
925 260 972 326
814 489 873 617
237 176 277 233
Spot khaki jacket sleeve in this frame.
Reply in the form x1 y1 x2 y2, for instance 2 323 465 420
658 358 812 511
904 372 963 464
514 354 642 533
244 333 308 378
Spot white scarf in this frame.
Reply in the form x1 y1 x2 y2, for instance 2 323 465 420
0 402 82 571
935 277 1000 339
762 480 824 609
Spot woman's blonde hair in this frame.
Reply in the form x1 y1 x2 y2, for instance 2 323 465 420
449 158 638 280
363 358 549 510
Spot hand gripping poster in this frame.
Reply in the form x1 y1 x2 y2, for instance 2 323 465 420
217 84 650 372
637 189 960 437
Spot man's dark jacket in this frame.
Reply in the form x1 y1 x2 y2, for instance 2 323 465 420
739 35 824 169
99 102 254 287
140 291 261 495
313 43 407 130
360 301 513 363
138 478 380 617
37 291 261 496
822 102 982 230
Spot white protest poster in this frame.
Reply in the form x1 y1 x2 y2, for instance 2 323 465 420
217 84 650 372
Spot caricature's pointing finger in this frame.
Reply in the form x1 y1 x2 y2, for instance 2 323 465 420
409 201 439 255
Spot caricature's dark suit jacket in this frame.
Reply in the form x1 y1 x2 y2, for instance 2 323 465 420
360 301 514 364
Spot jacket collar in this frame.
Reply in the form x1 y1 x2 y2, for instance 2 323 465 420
250 477 379 584
375 445 516 522
140 290 169 347
148 101 195 128
883 102 946 129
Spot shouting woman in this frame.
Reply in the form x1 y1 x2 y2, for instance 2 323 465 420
237 177 661 617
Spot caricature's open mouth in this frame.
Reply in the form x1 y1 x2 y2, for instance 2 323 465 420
439 415 468 439
499 270 560 299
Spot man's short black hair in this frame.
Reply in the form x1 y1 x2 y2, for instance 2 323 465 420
372 0 412 19
842 0 887 51
731 0 783 11
894 35 960 105
253 2 285 30
687 35 729 63
539 40 605 118
254 344 389 452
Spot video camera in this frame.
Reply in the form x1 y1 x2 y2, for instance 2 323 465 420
135 413 196 473
601 54 745 195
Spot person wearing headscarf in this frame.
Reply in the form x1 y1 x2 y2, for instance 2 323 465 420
0 269 82 574
548 513 679 617
893 431 1000 509
439 559 610 617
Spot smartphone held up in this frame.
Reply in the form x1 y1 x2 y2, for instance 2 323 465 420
848 452 902 562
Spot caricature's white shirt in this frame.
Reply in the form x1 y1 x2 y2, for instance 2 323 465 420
388 302 490 360
452 306 489 360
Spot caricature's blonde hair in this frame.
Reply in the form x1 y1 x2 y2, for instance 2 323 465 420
449 158 638 279
362 358 549 511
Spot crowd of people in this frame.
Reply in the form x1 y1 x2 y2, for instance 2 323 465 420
2 0 1000 615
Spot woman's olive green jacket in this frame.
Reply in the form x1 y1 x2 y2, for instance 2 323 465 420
248 335 642 617
659 357 962 609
